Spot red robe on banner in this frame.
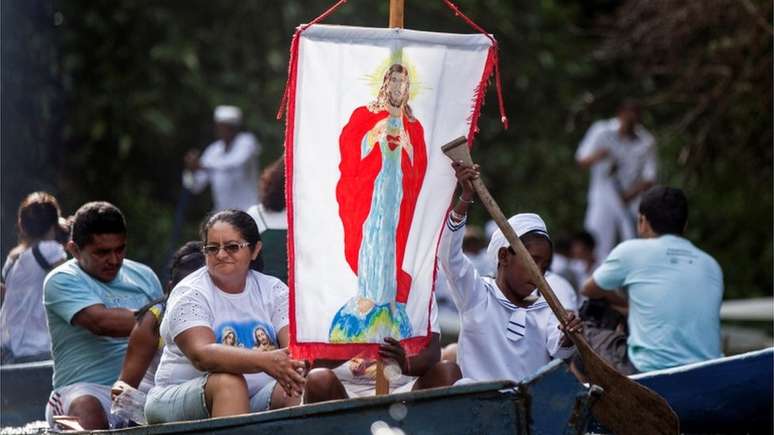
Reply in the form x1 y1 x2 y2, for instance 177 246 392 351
336 106 428 304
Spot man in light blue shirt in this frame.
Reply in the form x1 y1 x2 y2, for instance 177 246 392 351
581 186 723 373
43 202 162 429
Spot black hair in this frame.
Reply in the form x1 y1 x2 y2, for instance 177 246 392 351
571 230 596 251
135 241 205 321
18 192 61 240
638 185 688 235
200 209 261 247
553 234 572 257
169 241 205 289
200 209 263 272
70 201 127 248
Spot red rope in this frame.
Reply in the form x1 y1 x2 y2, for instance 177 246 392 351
299 0 348 32
441 0 509 129
277 0 349 120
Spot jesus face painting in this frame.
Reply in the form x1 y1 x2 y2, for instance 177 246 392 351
330 63 428 343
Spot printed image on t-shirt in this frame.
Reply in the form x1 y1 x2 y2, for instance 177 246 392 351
215 320 277 351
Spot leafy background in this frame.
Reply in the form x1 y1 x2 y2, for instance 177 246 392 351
2 0 771 298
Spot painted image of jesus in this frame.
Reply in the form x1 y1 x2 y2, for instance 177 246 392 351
329 63 428 343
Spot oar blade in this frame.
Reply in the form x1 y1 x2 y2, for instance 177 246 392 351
579 341 679 435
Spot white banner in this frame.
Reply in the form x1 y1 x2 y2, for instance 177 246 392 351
287 24 494 359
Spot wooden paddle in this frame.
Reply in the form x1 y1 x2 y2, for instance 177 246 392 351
442 136 679 435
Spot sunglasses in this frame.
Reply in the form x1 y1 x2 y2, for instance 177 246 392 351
202 241 250 256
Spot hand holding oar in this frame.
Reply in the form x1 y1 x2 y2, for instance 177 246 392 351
441 136 678 435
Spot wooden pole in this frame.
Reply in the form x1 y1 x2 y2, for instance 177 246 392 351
389 0 405 28
376 0 406 396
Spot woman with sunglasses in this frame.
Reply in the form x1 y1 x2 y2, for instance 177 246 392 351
145 210 305 424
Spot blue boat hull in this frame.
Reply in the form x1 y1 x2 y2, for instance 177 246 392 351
633 347 773 433
590 347 774 434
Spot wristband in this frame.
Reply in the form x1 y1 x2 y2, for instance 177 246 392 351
458 195 474 205
450 210 466 222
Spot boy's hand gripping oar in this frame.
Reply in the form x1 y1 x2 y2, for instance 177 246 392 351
442 136 678 435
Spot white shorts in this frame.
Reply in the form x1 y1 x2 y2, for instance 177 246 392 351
342 379 417 398
45 382 128 430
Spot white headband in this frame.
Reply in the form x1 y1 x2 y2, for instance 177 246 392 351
485 213 550 273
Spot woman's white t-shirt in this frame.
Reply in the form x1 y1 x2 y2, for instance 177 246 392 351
154 267 288 396
1 241 66 358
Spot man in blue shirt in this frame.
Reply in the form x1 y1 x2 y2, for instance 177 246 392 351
581 186 723 373
43 202 162 429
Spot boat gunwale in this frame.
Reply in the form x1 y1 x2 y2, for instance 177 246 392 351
68 380 518 434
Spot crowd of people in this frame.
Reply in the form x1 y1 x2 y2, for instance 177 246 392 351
0 102 724 430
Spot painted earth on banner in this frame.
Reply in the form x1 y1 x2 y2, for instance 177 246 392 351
286 24 496 360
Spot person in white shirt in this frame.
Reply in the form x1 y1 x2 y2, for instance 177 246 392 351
183 105 261 212
576 100 657 261
439 161 581 383
145 210 306 424
1 192 68 364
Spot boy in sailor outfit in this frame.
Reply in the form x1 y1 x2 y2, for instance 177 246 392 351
439 161 582 382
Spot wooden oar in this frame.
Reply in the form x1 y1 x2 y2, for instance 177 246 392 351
442 136 679 435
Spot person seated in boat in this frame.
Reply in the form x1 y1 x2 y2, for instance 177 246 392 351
581 186 723 373
1 192 68 364
246 155 288 283
303 296 461 402
145 209 306 424
437 161 582 383
110 241 206 424
43 202 164 430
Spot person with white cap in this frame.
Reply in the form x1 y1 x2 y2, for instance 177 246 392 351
576 100 657 262
481 226 579 313
437 161 582 383
183 105 261 212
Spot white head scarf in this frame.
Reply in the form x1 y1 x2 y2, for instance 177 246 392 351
485 213 550 275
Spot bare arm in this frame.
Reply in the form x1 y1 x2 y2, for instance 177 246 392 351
117 312 160 389
378 333 441 377
405 333 441 376
580 278 629 312
175 326 306 396
72 304 136 337
621 180 655 203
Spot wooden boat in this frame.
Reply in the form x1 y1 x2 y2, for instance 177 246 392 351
590 347 774 434
1 359 597 434
6 349 771 434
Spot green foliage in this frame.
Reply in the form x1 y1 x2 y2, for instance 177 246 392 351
2 0 770 298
